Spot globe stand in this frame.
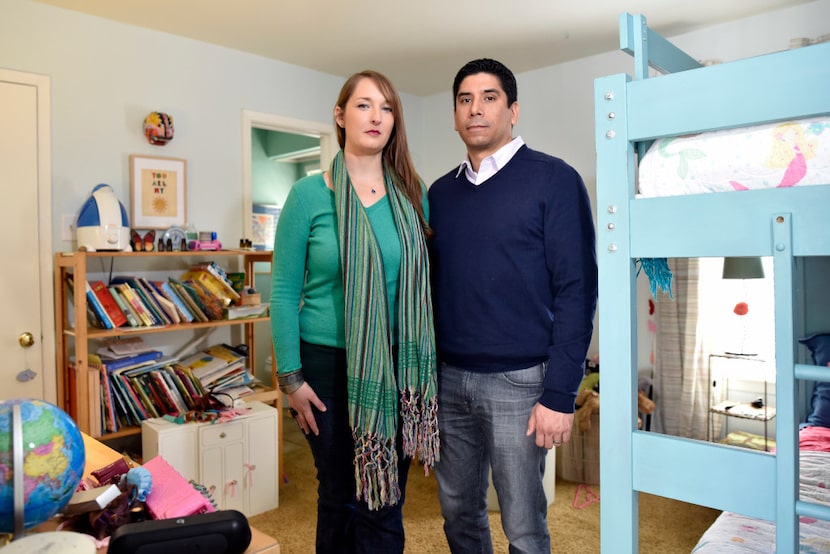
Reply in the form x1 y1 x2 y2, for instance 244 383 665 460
12 405 23 540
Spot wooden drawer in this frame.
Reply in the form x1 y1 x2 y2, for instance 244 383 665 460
200 421 244 446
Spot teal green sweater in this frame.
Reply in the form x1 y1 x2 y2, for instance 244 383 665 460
269 173 428 378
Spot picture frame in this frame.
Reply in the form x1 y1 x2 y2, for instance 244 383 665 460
129 154 187 229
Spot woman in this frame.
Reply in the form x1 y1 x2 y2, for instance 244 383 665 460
269 70 438 553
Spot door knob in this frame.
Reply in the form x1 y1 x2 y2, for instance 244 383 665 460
18 332 35 348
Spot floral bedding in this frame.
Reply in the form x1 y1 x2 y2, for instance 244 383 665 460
691 449 830 553
638 117 830 197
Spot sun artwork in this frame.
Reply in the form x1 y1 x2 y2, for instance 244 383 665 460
152 194 169 215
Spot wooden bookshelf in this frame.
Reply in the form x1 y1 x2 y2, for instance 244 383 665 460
54 249 280 440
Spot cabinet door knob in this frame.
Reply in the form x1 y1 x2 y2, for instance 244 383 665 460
220 432 226 439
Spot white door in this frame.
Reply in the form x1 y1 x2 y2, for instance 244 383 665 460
0 69 54 402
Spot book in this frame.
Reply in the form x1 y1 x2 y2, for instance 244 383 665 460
129 277 169 325
224 303 269 320
203 343 245 364
179 279 224 320
127 375 160 419
116 283 154 326
179 350 244 388
136 277 178 325
102 336 153 357
163 366 196 409
151 289 181 324
112 277 164 325
111 370 151 421
89 355 116 433
151 280 196 323
189 262 242 303
211 384 253 407
108 286 140 327
153 371 188 414
180 268 232 307
107 372 140 427
89 280 128 328
101 349 164 372
85 281 113 329
168 278 210 322
171 364 206 402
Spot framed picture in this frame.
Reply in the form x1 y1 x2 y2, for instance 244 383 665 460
251 203 281 251
129 155 187 229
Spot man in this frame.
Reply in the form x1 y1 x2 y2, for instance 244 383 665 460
428 58 598 553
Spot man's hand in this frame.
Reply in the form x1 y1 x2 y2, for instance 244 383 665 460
526 403 573 449
287 383 326 435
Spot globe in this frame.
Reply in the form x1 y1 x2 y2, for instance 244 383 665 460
0 398 86 533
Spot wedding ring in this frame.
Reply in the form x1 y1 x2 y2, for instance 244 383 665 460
553 440 562 446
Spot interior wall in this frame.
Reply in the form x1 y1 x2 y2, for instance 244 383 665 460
251 128 302 207
0 0 425 251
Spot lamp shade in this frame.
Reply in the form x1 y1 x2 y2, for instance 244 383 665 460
722 257 765 280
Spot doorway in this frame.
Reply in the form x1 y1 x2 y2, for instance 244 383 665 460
241 110 336 380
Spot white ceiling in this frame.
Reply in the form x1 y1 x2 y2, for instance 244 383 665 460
38 0 812 96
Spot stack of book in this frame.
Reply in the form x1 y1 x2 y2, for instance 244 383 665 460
90 337 204 434
68 261 269 329
178 344 259 407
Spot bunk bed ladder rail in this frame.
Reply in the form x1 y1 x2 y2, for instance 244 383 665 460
774 216 830 552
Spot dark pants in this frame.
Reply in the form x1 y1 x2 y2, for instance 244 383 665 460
300 341 411 554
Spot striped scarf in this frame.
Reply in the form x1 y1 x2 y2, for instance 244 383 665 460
332 150 439 510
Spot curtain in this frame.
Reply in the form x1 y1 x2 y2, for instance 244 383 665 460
651 258 713 440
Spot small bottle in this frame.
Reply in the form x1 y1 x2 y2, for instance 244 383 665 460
186 223 198 242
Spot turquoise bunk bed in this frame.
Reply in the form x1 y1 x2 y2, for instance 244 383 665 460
594 13 830 553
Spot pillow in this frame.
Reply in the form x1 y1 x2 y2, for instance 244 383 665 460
799 333 830 429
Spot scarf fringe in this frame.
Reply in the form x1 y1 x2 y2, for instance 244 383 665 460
400 389 440 474
353 433 400 511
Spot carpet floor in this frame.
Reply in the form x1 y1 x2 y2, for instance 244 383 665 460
249 412 718 553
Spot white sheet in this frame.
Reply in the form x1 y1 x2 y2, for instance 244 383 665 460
638 117 830 197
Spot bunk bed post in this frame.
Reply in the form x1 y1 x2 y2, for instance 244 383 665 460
595 72 640 554
772 214 799 553
619 13 649 81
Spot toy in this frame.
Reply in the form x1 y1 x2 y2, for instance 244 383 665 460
574 358 655 432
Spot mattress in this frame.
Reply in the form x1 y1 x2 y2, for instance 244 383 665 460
691 449 830 553
638 117 830 197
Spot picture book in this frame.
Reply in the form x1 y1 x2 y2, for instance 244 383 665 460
90 280 128 328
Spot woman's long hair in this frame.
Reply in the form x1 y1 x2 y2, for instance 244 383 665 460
334 70 430 235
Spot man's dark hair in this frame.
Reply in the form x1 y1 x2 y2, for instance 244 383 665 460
452 58 518 108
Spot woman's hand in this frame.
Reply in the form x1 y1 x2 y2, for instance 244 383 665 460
287 383 326 435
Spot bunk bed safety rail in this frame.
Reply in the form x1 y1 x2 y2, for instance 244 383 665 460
619 12 701 80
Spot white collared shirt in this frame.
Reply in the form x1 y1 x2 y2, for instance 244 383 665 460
455 136 525 185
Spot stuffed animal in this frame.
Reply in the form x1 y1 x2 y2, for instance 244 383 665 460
574 359 655 432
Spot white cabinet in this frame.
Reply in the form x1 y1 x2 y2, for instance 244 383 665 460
142 401 279 515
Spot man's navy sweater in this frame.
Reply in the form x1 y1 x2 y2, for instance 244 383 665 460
428 145 598 413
